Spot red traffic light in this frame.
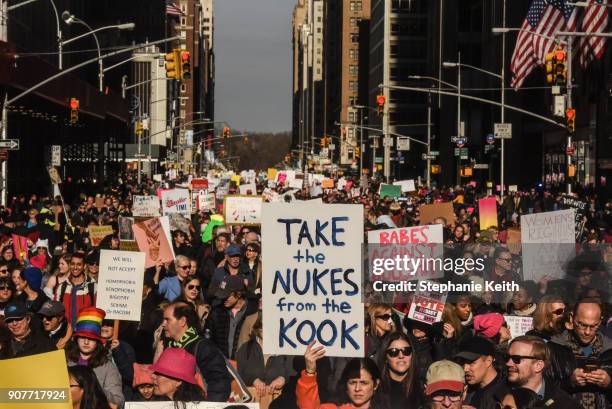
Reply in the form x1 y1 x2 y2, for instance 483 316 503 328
70 98 79 110
376 95 385 106
565 108 575 119
555 50 566 61
181 51 190 61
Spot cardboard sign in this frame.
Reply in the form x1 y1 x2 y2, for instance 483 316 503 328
379 184 402 199
0 350 71 409
191 178 208 191
267 168 278 181
231 174 241 186
125 403 259 409
478 197 498 230
419 202 455 226
394 179 416 193
560 196 588 241
262 203 364 357
289 178 304 189
169 213 191 235
89 225 114 247
521 209 575 281
239 183 257 195
96 250 145 321
197 191 216 211
133 195 161 217
132 217 174 268
321 178 334 188
162 189 191 216
506 228 522 255
224 195 263 225
504 315 534 340
407 280 447 325
119 240 140 252
118 217 135 241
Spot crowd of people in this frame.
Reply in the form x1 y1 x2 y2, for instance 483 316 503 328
0 172 610 409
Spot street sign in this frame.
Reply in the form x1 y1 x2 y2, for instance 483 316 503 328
486 133 495 145
320 148 329 157
456 138 466 148
0 139 19 150
383 137 393 147
474 163 489 169
430 151 440 156
554 95 566 117
494 123 512 139
396 137 410 151
51 145 61 166
134 153 146 158
454 147 468 157
566 146 575 155
422 154 437 160
374 157 383 164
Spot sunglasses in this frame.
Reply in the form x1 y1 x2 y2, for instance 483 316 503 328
177 265 190 270
431 393 462 402
551 308 565 316
187 285 201 291
0 286 9 291
6 316 25 324
497 257 512 262
246 248 257 252
504 354 539 364
495 404 514 409
376 314 392 321
42 315 59 321
387 347 412 358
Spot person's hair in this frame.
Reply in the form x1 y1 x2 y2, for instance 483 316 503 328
493 247 510 260
442 303 463 339
366 303 393 337
174 255 190 267
572 298 603 318
0 276 15 292
376 332 420 405
65 338 109 368
170 381 207 409
215 232 231 243
71 252 85 262
532 295 564 334
168 301 201 333
67 365 110 409
178 276 205 307
504 387 545 409
335 358 384 409
510 335 550 367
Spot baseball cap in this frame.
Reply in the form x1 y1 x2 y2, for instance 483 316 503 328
214 275 247 299
38 300 65 317
4 302 28 321
425 360 465 396
454 336 496 363
225 244 242 257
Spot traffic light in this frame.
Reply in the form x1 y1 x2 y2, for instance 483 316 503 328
431 165 441 174
69 98 79 124
222 126 230 138
180 50 191 80
164 49 180 80
553 48 567 85
545 52 555 84
355 147 360 157
565 108 576 133
136 121 144 137
377 95 385 116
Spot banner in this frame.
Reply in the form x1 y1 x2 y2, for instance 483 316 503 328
162 189 191 216
262 202 364 357
521 209 575 281
407 280 447 325
96 250 145 321
0 350 71 409
118 217 134 241
89 225 114 247
132 217 174 268
393 179 416 193
504 315 534 340
419 202 455 226
191 178 208 191
379 184 402 199
478 197 498 230
224 195 263 225
197 191 216 211
239 183 257 195
132 195 161 217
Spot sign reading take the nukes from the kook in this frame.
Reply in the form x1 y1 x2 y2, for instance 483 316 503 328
262 202 364 357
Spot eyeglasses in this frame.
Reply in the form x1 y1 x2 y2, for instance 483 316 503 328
42 315 59 321
5 316 25 324
187 285 201 291
574 320 601 331
551 308 565 316
375 314 392 321
246 248 257 252
497 257 512 262
504 354 540 364
0 286 9 291
431 393 462 402
387 347 412 358
495 403 514 409
177 265 190 270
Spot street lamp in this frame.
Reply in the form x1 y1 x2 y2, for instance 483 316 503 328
62 11 135 92
442 52 464 186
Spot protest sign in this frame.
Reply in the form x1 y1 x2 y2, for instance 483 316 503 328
132 217 174 268
191 178 208 191
169 213 191 234
407 280 447 325
506 228 521 255
159 216 176 260
96 250 145 321
239 183 257 195
504 315 534 340
367 224 444 282
560 195 588 241
521 209 575 281
197 191 216 211
277 172 287 185
419 202 455 226
224 195 263 225
94 196 105 209
393 179 416 193
125 403 259 409
379 184 402 199
118 217 134 241
132 196 161 217
0 350 71 409
478 197 498 229
267 168 278 181
119 240 140 252
231 174 241 186
509 185 518 192
216 178 230 200
89 225 113 247
321 178 334 188
262 202 364 357
289 178 304 189
161 189 191 216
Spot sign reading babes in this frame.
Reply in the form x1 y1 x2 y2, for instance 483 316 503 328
262 202 364 357
161 188 191 216
96 250 145 321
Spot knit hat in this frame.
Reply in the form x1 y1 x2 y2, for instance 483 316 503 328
151 348 197 385
133 363 154 387
473 313 505 339
22 267 42 291
72 307 105 341
425 360 465 396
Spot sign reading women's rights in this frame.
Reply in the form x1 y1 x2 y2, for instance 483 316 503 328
96 250 145 321
161 188 191 216
262 202 364 357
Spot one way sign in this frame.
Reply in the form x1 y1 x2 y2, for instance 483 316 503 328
0 139 19 150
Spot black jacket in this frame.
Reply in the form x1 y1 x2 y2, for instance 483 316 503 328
5 328 55 359
542 378 584 409
235 339 293 385
206 297 258 359
465 372 510 409
44 320 69 347
184 337 232 402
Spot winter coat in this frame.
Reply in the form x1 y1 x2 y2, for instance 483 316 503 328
235 339 294 386
183 337 233 402
4 328 55 358
68 359 125 406
206 297 258 359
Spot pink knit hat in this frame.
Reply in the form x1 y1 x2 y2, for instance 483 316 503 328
151 348 197 385
473 313 505 339
133 364 154 387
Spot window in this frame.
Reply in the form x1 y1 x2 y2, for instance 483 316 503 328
350 1 362 12
180 99 186 106
351 34 359 43
349 96 357 105
180 109 186 119
348 128 354 139
180 3 187 13
317 27 322 33
180 83 187 93
349 65 358 75
317 16 322 22
349 81 357 90
348 111 355 122
350 18 358 27
181 17 187 26
349 49 358 59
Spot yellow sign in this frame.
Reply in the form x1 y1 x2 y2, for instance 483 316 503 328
231 175 241 186
267 168 277 181
0 350 71 408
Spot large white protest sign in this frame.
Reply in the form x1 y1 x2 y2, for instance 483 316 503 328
262 202 364 357
521 209 575 281
96 250 145 321
224 195 263 225
197 191 216 211
239 183 257 195
504 315 534 340
125 403 259 409
407 280 447 325
161 189 191 216
394 179 416 193
132 195 160 217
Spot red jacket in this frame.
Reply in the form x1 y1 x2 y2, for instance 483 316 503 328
296 370 358 409
53 278 96 326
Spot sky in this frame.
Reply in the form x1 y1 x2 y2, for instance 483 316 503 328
214 0 294 133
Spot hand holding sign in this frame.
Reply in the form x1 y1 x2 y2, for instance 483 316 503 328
304 341 326 373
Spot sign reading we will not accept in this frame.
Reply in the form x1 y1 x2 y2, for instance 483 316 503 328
262 203 364 357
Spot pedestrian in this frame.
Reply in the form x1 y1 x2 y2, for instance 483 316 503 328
525 295 566 341
38 300 71 349
422 360 468 409
131 363 162 401
175 275 209 327
52 253 96 328
44 253 71 299
158 255 192 302
68 365 111 409
1 301 54 358
151 347 206 402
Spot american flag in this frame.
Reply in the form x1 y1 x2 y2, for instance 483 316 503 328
166 1 183 17
579 0 609 68
510 0 577 89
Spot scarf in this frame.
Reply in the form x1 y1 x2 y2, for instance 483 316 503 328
169 326 200 349
565 332 605 409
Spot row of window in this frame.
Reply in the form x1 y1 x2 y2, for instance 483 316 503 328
350 1 362 12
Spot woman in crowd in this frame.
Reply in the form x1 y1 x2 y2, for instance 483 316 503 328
507 281 538 316
68 365 111 409
131 363 161 402
65 307 124 408
376 332 422 409
150 347 206 405
0 276 15 315
44 254 71 299
497 387 545 409
297 341 385 409
473 313 512 348
175 276 209 326
365 303 396 358
526 295 566 341
244 242 262 294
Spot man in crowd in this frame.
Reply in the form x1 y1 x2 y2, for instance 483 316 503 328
161 301 232 401
198 232 230 289
454 336 508 408
158 255 192 302
52 252 96 327
207 245 252 302
38 300 71 349
2 302 54 358
506 335 581 409
424 360 468 409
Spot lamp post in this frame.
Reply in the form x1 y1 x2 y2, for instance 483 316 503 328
62 11 135 92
